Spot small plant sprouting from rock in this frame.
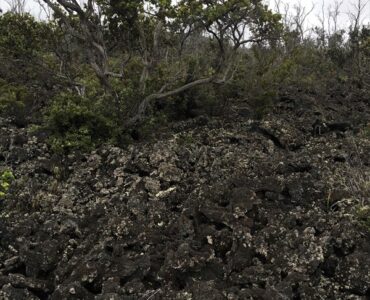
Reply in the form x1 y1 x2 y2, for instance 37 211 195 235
0 170 15 198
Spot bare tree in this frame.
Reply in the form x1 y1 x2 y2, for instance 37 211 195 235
41 0 121 89
348 0 369 81
328 0 343 34
274 0 314 41
35 0 53 20
274 0 292 29
292 1 315 41
4 0 26 14
348 0 368 32
316 0 327 46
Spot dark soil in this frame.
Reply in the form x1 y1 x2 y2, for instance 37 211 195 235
1 91 370 299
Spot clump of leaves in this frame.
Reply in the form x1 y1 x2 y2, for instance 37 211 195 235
249 90 276 120
0 12 51 58
0 170 15 198
45 92 117 153
0 80 29 123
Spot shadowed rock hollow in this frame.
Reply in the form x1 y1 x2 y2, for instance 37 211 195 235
0 92 369 299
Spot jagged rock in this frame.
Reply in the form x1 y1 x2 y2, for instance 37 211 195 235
0 91 369 299
0 284 39 300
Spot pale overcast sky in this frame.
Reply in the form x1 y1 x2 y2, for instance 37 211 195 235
0 0 369 30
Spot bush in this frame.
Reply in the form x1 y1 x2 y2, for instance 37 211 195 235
45 92 117 153
0 12 51 58
0 80 30 126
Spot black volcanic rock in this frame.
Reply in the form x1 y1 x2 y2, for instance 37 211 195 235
0 92 369 299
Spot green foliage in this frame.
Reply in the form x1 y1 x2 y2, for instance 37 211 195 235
249 90 276 120
0 170 15 199
130 111 168 141
0 12 51 58
164 82 220 120
0 79 30 124
0 0 367 154
245 40 348 104
0 13 59 122
45 92 117 153
0 80 27 112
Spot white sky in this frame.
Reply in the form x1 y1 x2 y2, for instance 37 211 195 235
0 0 369 30
270 0 370 30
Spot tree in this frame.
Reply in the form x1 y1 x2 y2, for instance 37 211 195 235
291 1 315 41
348 0 369 85
328 0 343 35
0 12 55 87
41 0 116 89
40 0 281 123
0 12 58 124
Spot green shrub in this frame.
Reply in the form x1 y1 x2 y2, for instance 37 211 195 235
45 92 117 153
0 170 15 199
0 12 51 58
0 80 30 124
132 111 168 141
249 90 276 120
168 83 221 119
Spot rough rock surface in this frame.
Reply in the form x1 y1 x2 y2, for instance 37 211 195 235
0 91 369 299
